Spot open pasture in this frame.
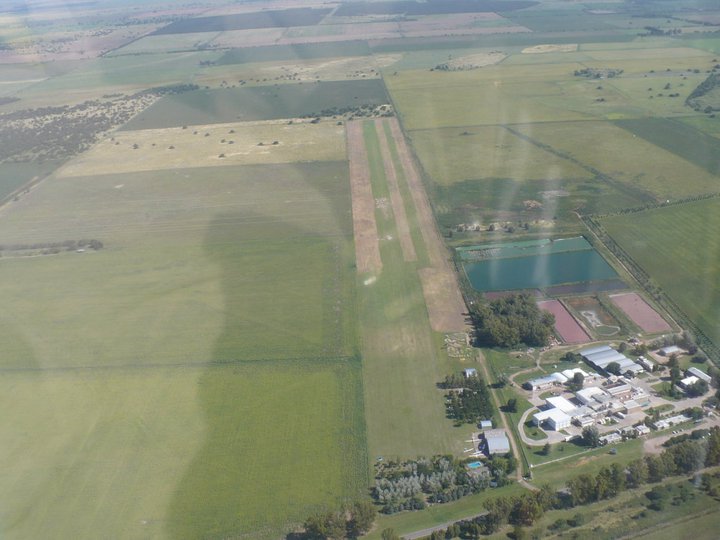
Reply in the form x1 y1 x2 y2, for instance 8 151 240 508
512 121 720 199
122 79 389 129
0 162 356 369
0 359 366 540
152 8 332 35
0 161 59 201
58 120 346 177
408 125 591 185
601 200 720 344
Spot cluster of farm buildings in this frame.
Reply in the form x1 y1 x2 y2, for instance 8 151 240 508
525 345 710 439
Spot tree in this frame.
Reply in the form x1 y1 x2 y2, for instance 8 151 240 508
506 398 518 413
581 425 600 448
686 379 708 397
606 362 621 375
349 501 376 536
626 458 648 488
541 443 551 456
568 372 585 392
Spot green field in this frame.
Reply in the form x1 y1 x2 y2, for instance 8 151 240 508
600 198 720 354
0 160 366 538
615 117 720 175
122 79 389 129
512 121 720 199
0 161 60 201
217 41 372 64
0 360 366 540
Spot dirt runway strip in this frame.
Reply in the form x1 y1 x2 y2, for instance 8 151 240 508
374 119 417 262
346 120 382 275
387 118 468 332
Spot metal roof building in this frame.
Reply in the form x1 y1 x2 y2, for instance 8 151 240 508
484 429 510 455
688 367 712 383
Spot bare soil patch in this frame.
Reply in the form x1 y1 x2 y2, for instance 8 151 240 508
537 299 592 344
347 120 382 275
521 44 578 54
387 118 468 332
374 119 416 262
609 292 671 333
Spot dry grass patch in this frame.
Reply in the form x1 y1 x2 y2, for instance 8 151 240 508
58 119 346 177
522 44 578 54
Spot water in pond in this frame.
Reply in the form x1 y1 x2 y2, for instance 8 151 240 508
461 238 618 292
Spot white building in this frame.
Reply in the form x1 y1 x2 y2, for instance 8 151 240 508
533 408 572 430
576 386 609 406
680 375 699 389
525 372 568 391
687 367 712 383
546 396 578 414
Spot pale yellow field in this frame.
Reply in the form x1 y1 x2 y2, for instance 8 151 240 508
194 54 401 88
59 119 347 177
522 44 578 54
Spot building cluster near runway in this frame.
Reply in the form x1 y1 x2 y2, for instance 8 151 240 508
525 344 707 437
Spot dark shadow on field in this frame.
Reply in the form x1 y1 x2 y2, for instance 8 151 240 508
165 199 364 538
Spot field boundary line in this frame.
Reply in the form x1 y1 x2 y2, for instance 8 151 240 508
0 355 360 374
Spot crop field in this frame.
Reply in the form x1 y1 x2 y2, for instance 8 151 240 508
601 200 720 345
0 162 356 368
512 121 720 199
122 79 389 129
408 126 591 185
0 359 366 540
0 155 365 538
217 41 372 64
152 8 332 35
0 161 59 201
609 292 672 334
615 118 720 175
333 0 537 17
58 120 346 176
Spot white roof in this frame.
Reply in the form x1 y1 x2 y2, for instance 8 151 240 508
547 396 577 414
681 376 699 387
561 368 589 379
624 399 640 409
587 351 627 367
580 344 612 356
606 383 632 395
688 367 711 383
660 345 682 355
576 386 607 403
528 373 567 387
534 408 571 424
464 368 478 376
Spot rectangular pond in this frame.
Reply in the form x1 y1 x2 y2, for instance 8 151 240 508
460 237 619 292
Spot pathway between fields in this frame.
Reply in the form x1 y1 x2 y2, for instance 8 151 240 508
402 511 488 540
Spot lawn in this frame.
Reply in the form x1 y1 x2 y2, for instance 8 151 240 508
600 198 720 353
0 360 366 540
122 79 389 129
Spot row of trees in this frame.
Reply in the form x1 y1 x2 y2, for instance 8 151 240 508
469 294 555 348
568 427 720 508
